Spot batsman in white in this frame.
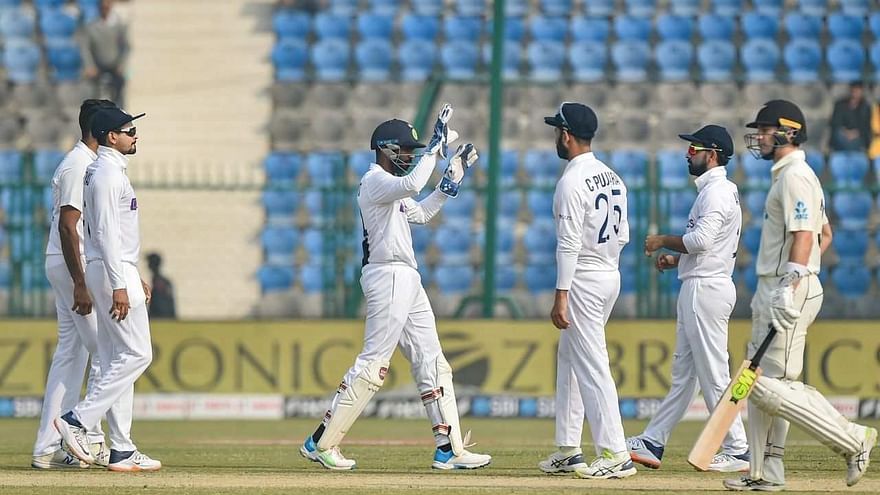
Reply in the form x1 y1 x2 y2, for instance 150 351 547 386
538 102 635 480
54 107 161 472
300 104 491 471
626 125 749 473
724 100 876 491
32 99 119 470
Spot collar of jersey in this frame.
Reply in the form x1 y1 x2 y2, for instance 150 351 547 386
96 145 129 171
770 149 806 177
564 151 594 172
75 140 97 161
694 165 726 192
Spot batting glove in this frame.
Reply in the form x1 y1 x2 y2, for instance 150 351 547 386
427 103 458 159
769 263 807 332
438 143 478 198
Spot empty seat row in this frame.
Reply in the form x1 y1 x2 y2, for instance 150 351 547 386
3 38 84 83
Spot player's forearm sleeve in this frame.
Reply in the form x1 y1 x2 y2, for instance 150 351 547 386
554 185 585 291
366 153 438 203
556 251 577 291
93 179 126 289
682 210 725 254
406 191 447 224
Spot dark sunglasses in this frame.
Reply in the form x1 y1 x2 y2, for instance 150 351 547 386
113 127 137 137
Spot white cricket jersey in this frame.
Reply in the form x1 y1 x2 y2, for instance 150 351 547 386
756 149 826 277
554 152 629 290
358 153 446 269
678 166 742 280
45 141 97 256
83 146 141 290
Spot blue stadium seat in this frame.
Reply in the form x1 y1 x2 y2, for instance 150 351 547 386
399 39 436 81
264 151 302 185
497 150 519 186
742 12 779 40
625 0 656 17
870 12 880 39
434 226 471 264
827 40 865 83
656 150 689 188
667 189 696 229
526 190 554 219
272 10 310 39
483 41 523 80
833 229 868 262
524 263 556 293
307 151 344 187
272 39 308 81
412 0 442 15
435 264 474 294
443 189 476 221
0 150 23 183
523 222 556 264
568 42 607 82
455 0 485 16
314 13 351 40
46 39 82 82
655 40 693 82
528 40 566 81
523 149 562 187
347 150 373 179
832 192 872 230
302 191 327 225
444 15 482 41
571 16 609 43
870 42 880 81
698 40 735 81
657 14 693 41
34 149 63 184
299 264 325 293
743 190 768 225
504 0 529 16
540 0 572 16
328 0 358 16
39 7 76 40
302 228 324 253
614 15 652 41
831 262 870 299
710 0 743 16
257 265 294 292
357 13 393 40
783 13 822 40
0 0 21 7
741 39 780 82
829 151 869 186
311 39 350 81
796 0 827 16
401 14 439 40
485 16 525 41
3 39 40 83
261 226 298 263
753 0 783 16
441 40 479 79
839 0 870 16
411 225 432 253
698 14 735 41
805 150 825 177
0 7 34 39
784 39 822 83
742 225 762 254
741 153 772 188
530 15 568 42
498 191 521 219
369 0 399 16
611 150 648 189
262 190 298 220
612 41 650 82
494 264 517 292
0 260 9 289
355 39 393 81
828 13 864 41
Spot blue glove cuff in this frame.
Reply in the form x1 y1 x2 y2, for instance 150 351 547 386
438 176 460 198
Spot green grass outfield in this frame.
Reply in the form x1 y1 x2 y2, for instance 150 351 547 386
0 418 878 494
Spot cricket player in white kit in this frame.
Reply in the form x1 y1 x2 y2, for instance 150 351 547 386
32 99 117 469
538 102 635 480
724 100 876 491
300 105 491 471
54 107 161 472
626 125 749 473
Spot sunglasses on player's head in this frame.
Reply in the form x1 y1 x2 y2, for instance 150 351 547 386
113 127 137 137
687 144 721 156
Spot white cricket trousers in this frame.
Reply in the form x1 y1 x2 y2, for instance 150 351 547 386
340 263 443 393
555 270 627 455
642 277 748 454
72 261 151 452
33 256 106 456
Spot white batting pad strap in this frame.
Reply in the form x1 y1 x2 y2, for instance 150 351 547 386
751 377 860 457
317 359 389 450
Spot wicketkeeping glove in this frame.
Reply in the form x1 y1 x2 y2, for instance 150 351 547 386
438 143 478 198
427 103 458 159
769 271 801 332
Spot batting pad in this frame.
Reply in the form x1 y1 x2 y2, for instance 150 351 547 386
751 377 860 457
317 359 389 451
420 355 466 455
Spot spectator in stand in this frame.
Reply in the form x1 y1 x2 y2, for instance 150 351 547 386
82 0 130 106
146 253 176 319
829 82 871 153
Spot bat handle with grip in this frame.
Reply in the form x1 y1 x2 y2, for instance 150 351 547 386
749 324 778 370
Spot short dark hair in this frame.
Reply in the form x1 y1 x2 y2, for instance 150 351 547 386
96 131 111 146
78 99 116 137
717 153 730 166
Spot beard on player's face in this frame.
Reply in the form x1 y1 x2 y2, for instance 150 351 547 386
687 153 710 177
555 131 569 160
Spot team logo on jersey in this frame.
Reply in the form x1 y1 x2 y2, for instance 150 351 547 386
794 200 808 220
130 198 138 210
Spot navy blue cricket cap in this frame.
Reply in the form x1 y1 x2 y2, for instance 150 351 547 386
90 107 145 138
678 124 734 158
544 102 598 140
370 119 425 150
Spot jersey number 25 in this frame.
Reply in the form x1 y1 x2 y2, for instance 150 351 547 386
595 189 622 244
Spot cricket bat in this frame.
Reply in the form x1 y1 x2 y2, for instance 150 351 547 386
687 325 777 471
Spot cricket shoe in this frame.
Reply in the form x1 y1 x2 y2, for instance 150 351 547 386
846 426 877 487
31 448 89 469
709 452 750 473
432 447 492 470
626 436 663 469
538 447 588 473
53 412 93 464
723 477 785 492
90 442 110 468
107 450 162 472
575 449 637 479
300 435 356 471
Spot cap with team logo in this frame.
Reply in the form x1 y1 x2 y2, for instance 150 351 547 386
90 107 145 138
370 119 425 150
678 125 734 158
544 102 598 140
